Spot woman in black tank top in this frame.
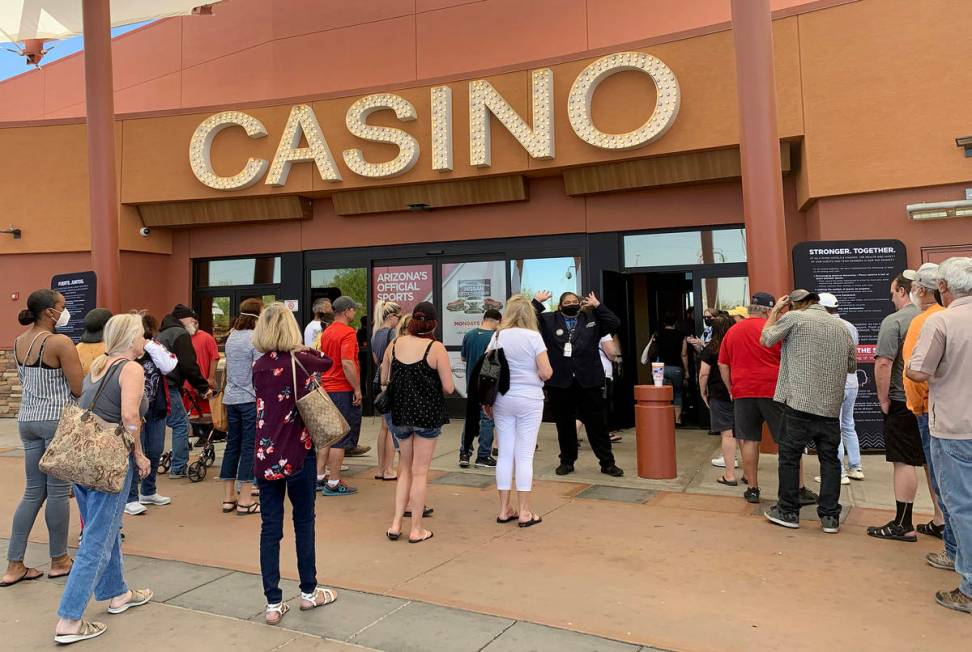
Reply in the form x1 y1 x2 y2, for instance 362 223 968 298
379 302 454 544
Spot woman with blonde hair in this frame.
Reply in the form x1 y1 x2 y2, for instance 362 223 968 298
54 313 154 644
251 303 337 625
371 300 402 481
486 295 552 528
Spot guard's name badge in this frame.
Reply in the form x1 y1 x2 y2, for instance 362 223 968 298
555 329 564 336
563 342 573 358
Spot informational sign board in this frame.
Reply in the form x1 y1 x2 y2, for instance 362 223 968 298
372 264 433 315
441 261 506 347
792 240 907 450
50 271 97 344
284 299 299 312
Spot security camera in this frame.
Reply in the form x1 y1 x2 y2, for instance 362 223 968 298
139 227 151 237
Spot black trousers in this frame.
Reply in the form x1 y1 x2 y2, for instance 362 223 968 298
549 381 615 468
777 406 842 518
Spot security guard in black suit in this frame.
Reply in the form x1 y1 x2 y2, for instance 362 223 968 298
533 290 624 477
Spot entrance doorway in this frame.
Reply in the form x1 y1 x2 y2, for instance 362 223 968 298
196 288 279 347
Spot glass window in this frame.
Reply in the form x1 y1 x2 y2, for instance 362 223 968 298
510 256 582 311
701 275 750 313
372 264 434 315
310 267 369 328
623 228 746 268
196 256 280 287
441 260 506 347
198 295 231 346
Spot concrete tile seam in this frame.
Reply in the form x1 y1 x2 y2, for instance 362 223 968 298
346 600 413 642
475 618 518 652
157 568 237 604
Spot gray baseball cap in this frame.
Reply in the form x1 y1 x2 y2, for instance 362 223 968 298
332 296 359 313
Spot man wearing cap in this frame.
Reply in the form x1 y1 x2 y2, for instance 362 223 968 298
901 263 954 569
907 256 972 614
719 292 818 506
75 308 112 375
816 292 863 484
158 304 213 478
760 290 856 533
867 272 925 542
316 296 364 496
304 297 333 348
727 306 749 323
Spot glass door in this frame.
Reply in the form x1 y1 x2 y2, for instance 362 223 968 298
196 288 279 347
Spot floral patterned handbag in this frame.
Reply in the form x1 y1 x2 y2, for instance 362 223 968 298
39 362 134 494
291 354 349 449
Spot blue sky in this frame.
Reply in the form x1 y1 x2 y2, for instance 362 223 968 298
0 22 150 82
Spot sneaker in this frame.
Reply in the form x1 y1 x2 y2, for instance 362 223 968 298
764 504 800 529
139 493 171 506
821 515 840 534
168 470 187 479
847 468 865 481
711 456 739 468
475 456 497 468
555 463 574 476
322 481 357 496
601 465 624 477
459 452 471 468
124 501 147 516
346 446 371 457
813 475 850 485
798 486 818 506
935 588 972 614
926 551 955 570
744 487 761 504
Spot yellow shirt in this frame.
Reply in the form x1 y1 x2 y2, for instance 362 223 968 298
75 341 105 376
902 303 943 415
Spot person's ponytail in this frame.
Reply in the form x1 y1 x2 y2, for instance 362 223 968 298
89 353 110 377
18 310 34 326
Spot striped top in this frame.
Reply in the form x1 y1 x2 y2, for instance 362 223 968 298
15 331 75 423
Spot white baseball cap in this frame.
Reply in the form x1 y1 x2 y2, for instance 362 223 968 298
903 263 940 290
818 292 839 309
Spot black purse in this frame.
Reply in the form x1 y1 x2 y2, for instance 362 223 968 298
477 331 509 407
373 339 395 415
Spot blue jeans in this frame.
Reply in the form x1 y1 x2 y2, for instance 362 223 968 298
477 409 495 459
382 413 400 450
257 451 317 604
663 366 683 406
58 457 133 620
220 403 256 483
329 391 362 450
930 437 972 596
836 384 862 471
127 417 166 502
919 415 957 559
166 388 191 474
390 424 442 439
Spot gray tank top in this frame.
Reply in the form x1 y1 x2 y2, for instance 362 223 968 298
80 362 147 424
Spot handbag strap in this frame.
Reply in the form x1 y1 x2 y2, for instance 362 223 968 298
87 360 126 416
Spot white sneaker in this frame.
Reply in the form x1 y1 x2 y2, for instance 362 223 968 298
139 493 171 506
124 501 147 516
710 456 739 468
847 468 864 481
813 475 851 485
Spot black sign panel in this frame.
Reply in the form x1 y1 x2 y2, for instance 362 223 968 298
51 271 97 344
792 240 907 450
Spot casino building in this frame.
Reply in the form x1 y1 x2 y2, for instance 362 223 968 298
1 0 971 423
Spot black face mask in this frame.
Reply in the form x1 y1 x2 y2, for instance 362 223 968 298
703 316 714 326
561 304 580 317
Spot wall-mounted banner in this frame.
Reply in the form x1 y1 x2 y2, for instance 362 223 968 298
51 271 97 344
372 264 433 315
792 239 907 450
441 261 506 347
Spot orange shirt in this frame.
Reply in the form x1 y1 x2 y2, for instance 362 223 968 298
902 303 944 415
317 322 358 393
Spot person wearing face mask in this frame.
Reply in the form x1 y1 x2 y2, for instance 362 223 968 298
533 290 623 477
157 304 212 479
2 290 82 589
687 308 717 353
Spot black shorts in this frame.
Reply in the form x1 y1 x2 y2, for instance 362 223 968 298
884 399 925 466
733 398 783 442
709 398 734 433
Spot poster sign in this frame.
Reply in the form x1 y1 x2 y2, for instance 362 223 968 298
51 271 97 344
441 261 506 346
372 264 433 315
284 299 299 312
792 239 907 450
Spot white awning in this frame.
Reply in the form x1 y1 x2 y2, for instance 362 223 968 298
0 1 223 42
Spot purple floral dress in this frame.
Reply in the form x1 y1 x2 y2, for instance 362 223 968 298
252 349 332 481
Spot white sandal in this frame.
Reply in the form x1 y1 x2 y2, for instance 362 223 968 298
106 588 153 614
300 586 337 610
265 602 289 625
54 620 107 645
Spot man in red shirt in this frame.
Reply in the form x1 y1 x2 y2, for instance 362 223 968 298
719 292 816 506
316 296 363 496
184 317 221 437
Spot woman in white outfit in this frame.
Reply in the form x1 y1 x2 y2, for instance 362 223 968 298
485 296 552 528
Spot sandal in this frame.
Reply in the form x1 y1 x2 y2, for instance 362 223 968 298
251 488 260 497
404 506 434 518
717 476 738 487
300 586 337 610
48 561 73 579
107 588 153 614
917 521 945 539
386 530 401 541
609 434 623 443
374 475 398 481
408 531 434 544
496 513 519 524
866 521 918 542
221 500 238 513
54 619 107 644
236 502 260 516
518 515 543 528
265 602 289 625
0 567 43 587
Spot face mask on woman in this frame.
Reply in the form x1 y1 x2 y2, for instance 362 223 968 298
51 307 71 330
561 304 580 317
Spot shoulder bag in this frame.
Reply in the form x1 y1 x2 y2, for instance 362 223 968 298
477 331 509 407
209 357 228 432
291 353 349 449
39 361 135 494
373 341 395 415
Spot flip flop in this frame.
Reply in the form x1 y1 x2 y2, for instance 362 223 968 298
48 564 73 579
717 476 738 487
518 515 543 528
0 568 43 587
54 620 107 645
496 514 519 523
374 475 398 481
236 502 261 516
408 531 434 544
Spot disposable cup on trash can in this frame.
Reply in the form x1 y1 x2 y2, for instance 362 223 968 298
651 362 664 387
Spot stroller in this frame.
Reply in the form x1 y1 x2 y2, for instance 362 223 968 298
157 388 217 482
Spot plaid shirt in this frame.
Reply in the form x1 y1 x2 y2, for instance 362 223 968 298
761 304 856 418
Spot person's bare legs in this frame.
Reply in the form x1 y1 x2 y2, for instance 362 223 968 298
3 560 42 583
376 421 396 479
407 436 437 541
923 463 945 525
327 448 346 484
720 430 737 482
674 405 683 425
316 446 331 481
389 438 413 536
48 553 72 577
498 489 517 520
741 440 759 487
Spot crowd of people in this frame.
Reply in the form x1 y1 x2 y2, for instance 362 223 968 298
4 254 971 643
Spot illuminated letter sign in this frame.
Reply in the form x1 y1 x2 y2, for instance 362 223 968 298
188 111 268 190
265 104 342 186
469 68 554 168
342 94 420 179
430 86 453 172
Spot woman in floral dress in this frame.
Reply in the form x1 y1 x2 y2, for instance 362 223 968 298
251 303 338 625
